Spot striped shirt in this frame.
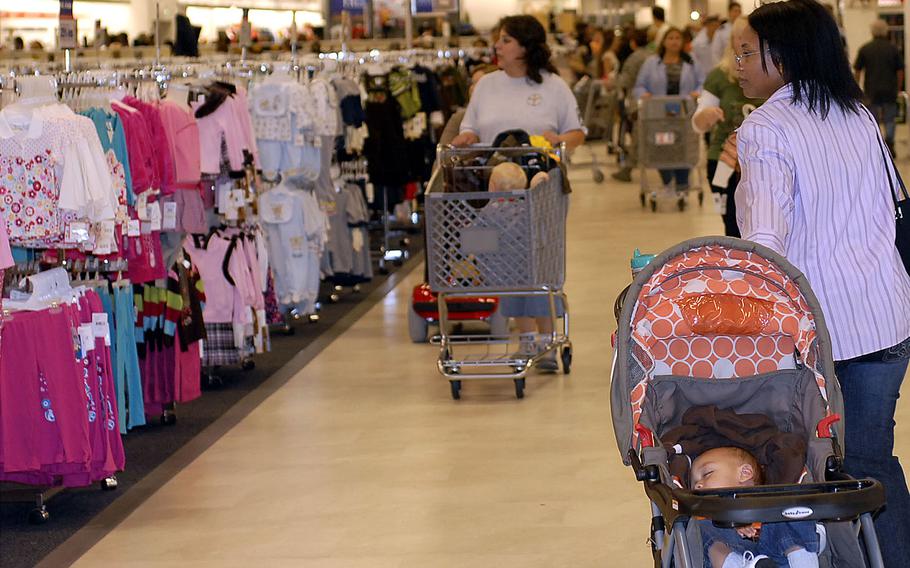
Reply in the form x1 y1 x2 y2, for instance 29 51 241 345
736 83 910 361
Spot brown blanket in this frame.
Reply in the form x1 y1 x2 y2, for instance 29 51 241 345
661 405 807 487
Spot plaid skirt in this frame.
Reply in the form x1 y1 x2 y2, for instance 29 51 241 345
202 322 241 367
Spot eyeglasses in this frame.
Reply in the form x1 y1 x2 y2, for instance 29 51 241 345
734 49 768 66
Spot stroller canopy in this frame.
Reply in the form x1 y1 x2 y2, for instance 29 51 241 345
612 237 843 464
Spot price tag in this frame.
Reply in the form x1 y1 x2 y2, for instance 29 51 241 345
654 132 676 146
162 202 178 230
92 313 111 346
78 324 95 354
69 221 90 243
127 219 141 237
95 221 116 254
148 202 162 232
136 193 150 220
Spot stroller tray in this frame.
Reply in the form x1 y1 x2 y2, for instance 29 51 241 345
645 477 884 526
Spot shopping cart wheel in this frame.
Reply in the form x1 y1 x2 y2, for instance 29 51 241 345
450 380 461 400
28 507 50 525
650 199 657 213
698 191 705 206
514 378 525 399
593 169 605 184
100 475 119 491
639 193 646 208
561 346 573 374
242 358 256 371
677 197 686 212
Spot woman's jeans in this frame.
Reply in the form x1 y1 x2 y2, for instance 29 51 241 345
836 340 910 566
659 168 690 190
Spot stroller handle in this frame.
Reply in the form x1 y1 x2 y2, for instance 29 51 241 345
644 477 884 527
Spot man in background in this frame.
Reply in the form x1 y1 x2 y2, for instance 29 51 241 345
650 6 670 49
692 14 721 74
711 2 741 63
855 19 904 157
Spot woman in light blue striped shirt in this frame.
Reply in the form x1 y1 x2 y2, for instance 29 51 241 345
733 1 910 564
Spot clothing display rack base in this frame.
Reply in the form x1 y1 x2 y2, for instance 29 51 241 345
0 476 118 525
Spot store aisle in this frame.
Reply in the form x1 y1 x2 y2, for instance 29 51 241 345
57 158 910 567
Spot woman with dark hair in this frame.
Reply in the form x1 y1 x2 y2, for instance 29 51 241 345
451 15 585 150
734 1 910 564
451 14 584 371
633 27 705 193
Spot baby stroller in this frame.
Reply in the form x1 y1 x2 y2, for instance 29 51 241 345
611 236 885 567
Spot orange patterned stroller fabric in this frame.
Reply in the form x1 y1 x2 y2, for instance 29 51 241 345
627 244 828 447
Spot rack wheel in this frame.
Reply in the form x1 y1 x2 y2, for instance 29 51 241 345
450 380 461 400
561 346 573 375
160 410 177 426
650 199 657 213
514 378 525 399
100 476 119 491
28 507 50 525
308 314 319 324
353 284 362 293
329 293 340 303
283 325 296 336
593 169 605 183
242 358 256 371
204 373 224 389
379 265 389 275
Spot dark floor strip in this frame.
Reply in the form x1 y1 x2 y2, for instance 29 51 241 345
1 251 422 568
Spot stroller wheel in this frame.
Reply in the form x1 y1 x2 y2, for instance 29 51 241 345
514 378 525 399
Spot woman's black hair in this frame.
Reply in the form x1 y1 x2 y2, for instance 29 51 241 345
657 27 693 64
499 15 557 84
748 0 862 118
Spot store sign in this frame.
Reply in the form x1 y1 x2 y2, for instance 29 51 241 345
59 0 77 49
329 0 366 15
413 0 458 13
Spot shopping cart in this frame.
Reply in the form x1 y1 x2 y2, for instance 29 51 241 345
425 145 572 400
572 77 619 183
638 95 704 212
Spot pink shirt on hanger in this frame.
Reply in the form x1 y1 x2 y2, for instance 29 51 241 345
158 101 201 189
193 98 248 175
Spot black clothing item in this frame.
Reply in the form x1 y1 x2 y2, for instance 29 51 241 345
174 14 200 57
411 65 443 114
707 159 741 238
364 98 410 187
855 38 904 104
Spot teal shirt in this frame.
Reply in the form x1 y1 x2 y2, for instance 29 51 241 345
82 107 134 206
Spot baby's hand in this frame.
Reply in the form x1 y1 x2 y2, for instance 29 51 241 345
736 525 759 539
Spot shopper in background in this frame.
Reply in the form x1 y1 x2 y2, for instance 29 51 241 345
712 2 742 64
854 19 904 157
451 14 584 371
692 16 762 237
692 15 721 76
650 6 670 50
734 2 910 565
633 27 704 193
613 27 651 183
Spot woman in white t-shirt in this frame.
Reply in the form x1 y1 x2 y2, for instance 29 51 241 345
452 15 585 151
452 15 584 371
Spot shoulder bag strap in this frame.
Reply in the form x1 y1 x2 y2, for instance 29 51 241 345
862 104 909 220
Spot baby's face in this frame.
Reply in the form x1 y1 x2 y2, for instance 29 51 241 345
690 448 755 490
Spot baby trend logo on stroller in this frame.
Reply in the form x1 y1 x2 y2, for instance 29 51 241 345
611 237 886 567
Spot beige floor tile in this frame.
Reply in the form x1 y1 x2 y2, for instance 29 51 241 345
70 146 910 568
